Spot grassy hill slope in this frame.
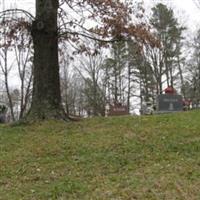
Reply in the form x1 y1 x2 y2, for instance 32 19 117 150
0 111 200 199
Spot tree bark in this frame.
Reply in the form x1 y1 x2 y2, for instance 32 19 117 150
27 0 65 120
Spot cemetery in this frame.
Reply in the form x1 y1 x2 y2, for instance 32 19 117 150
1 0 200 199
141 86 193 115
106 102 129 116
0 86 192 122
156 86 183 113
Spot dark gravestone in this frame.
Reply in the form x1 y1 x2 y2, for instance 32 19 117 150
0 105 7 123
0 114 6 123
157 94 183 112
108 104 129 116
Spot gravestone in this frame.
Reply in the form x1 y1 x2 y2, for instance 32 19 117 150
0 105 7 123
108 103 129 116
0 114 5 123
157 94 183 112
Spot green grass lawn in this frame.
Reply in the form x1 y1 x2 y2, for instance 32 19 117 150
0 111 200 199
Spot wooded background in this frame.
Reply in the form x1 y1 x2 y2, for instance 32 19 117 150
0 0 200 121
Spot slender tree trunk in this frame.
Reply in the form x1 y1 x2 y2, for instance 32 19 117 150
164 55 170 87
127 64 131 113
114 67 118 104
169 67 174 87
159 50 163 94
177 56 185 98
21 73 33 118
3 49 15 121
5 75 15 121
27 0 65 120
159 76 162 94
63 62 70 115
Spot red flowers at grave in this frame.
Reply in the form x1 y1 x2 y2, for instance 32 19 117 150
164 86 176 95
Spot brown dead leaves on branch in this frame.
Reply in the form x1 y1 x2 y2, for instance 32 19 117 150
1 0 159 55
0 17 32 48
59 0 160 55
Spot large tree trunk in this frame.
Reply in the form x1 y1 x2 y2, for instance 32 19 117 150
27 0 65 120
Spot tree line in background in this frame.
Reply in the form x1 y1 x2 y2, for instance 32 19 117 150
0 2 200 121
